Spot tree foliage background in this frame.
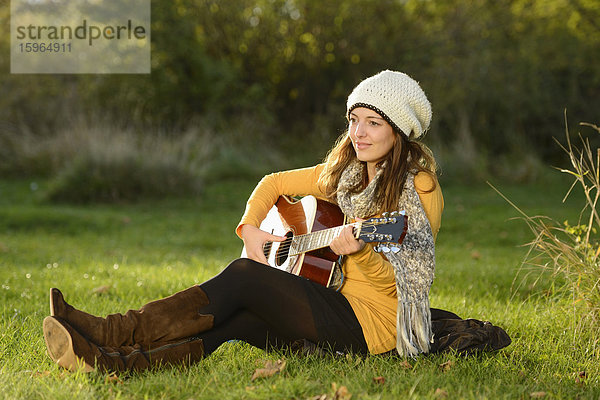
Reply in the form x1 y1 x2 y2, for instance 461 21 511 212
1 0 599 182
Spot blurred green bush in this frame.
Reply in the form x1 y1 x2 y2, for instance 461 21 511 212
44 151 202 204
1 116 290 203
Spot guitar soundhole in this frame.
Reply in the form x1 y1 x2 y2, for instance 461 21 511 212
275 231 294 267
263 242 273 259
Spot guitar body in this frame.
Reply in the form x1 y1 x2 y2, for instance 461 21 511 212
241 195 344 287
292 197 344 287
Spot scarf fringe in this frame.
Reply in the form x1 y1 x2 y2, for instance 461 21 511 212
395 299 433 357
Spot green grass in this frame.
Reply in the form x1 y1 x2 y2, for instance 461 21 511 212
0 177 598 399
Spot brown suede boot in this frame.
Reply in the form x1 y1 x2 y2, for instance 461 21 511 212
43 316 206 372
50 286 214 348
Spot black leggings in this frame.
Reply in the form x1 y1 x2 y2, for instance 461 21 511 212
197 258 368 356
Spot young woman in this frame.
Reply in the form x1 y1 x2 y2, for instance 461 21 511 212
43 70 509 372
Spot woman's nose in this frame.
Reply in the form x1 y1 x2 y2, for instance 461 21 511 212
353 122 366 137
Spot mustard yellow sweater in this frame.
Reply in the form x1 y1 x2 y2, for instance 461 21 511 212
236 164 443 354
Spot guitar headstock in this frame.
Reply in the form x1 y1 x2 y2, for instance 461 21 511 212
357 211 408 253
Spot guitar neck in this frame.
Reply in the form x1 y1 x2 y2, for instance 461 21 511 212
289 222 359 255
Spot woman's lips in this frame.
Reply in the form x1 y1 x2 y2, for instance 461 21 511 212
354 142 371 150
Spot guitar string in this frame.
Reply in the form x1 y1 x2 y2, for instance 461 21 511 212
262 219 403 255
266 225 351 255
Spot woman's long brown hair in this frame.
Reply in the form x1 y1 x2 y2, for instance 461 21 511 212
318 128 438 213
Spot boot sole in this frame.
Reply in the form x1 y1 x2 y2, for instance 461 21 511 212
43 316 94 372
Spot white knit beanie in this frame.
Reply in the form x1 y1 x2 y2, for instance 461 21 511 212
346 70 432 139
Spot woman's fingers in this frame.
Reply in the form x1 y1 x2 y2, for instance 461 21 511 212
330 226 365 255
268 233 286 243
241 224 286 265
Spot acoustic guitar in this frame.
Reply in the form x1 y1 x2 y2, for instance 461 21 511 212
241 195 408 287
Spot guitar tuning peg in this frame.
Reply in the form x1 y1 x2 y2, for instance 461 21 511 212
390 211 399 217
382 212 390 218
391 246 400 254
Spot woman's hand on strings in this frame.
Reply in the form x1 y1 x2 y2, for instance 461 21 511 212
330 225 366 256
241 224 285 265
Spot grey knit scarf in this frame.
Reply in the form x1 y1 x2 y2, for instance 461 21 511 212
337 159 435 357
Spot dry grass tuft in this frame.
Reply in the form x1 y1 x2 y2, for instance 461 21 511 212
492 113 600 338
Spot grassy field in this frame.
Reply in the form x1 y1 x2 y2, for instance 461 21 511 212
0 176 598 399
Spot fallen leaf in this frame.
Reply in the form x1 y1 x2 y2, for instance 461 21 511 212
105 373 123 385
434 388 448 398
530 392 547 398
399 360 412 369
31 371 52 378
439 360 454 372
92 285 111 295
31 370 69 379
575 371 587 385
372 376 385 385
334 384 352 400
250 359 286 381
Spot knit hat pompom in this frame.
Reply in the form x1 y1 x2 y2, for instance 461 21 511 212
346 70 432 139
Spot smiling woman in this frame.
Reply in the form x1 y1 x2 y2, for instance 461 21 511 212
319 71 438 218
42 70 510 373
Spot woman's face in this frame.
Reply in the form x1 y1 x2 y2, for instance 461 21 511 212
348 107 396 166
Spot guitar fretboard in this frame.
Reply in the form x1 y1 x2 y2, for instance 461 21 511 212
289 223 359 255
